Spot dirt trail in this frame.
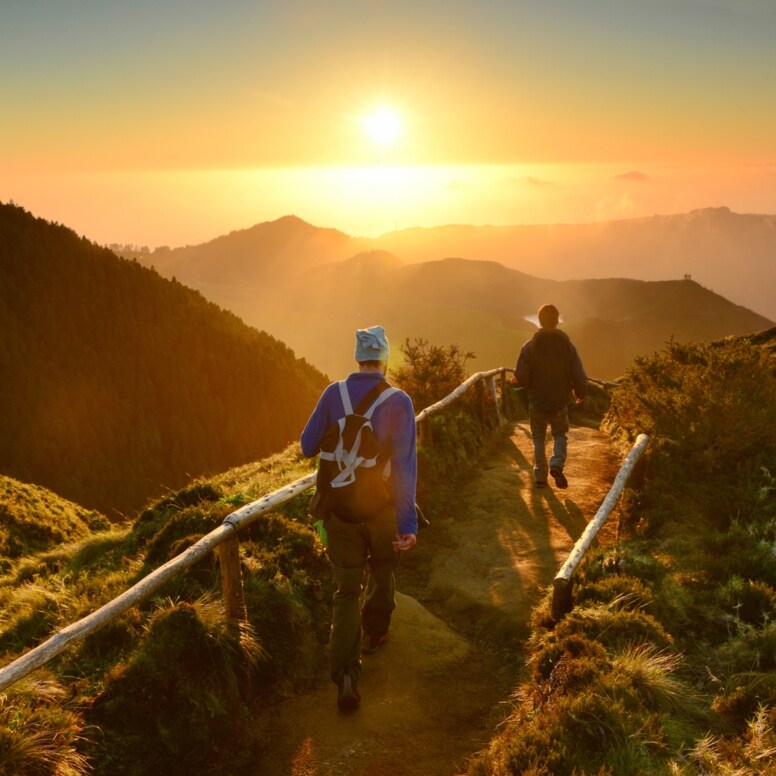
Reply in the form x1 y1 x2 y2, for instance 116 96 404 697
251 422 620 775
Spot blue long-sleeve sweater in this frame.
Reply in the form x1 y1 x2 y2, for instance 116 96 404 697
301 371 418 535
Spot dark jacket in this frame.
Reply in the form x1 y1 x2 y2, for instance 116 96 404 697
515 328 588 412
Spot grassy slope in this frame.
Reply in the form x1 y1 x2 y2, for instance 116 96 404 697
0 448 330 775
2 331 774 774
467 329 776 775
0 475 109 565
0 203 328 517
0 345 508 775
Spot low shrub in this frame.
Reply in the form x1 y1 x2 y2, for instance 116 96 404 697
676 706 776 775
473 334 776 774
551 606 674 652
716 578 776 628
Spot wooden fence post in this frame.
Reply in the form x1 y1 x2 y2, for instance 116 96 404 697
217 534 254 701
488 375 503 425
551 579 575 620
218 535 247 626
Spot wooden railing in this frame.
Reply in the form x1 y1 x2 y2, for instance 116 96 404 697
551 433 649 620
0 368 641 691
0 367 515 691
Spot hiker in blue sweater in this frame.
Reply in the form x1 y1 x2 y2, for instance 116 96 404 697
515 304 588 490
301 325 418 711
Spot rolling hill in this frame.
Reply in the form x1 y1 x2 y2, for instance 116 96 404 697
131 215 774 380
371 207 776 322
0 203 328 517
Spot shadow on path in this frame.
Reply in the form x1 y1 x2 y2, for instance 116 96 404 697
247 422 620 775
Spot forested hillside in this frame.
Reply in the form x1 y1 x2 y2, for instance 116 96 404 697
0 203 327 517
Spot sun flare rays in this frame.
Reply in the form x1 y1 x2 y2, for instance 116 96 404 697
361 107 403 148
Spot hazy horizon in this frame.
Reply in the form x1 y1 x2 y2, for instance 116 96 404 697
5 163 776 249
2 1 774 249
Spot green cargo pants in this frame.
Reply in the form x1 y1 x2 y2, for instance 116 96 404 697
324 503 399 687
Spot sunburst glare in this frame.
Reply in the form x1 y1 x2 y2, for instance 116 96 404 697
362 107 402 148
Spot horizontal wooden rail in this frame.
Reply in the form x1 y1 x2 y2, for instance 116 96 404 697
0 369 514 692
414 367 511 423
551 433 649 620
0 474 316 692
589 377 620 388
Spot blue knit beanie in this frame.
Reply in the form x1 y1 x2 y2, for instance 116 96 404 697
354 325 390 362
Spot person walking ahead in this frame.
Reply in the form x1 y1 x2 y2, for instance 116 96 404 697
515 304 588 489
301 325 418 711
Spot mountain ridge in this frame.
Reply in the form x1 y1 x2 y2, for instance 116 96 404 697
130 207 776 321
130 219 773 380
370 206 776 320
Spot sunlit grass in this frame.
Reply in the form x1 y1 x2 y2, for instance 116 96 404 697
1 333 774 774
469 333 776 775
0 676 90 776
612 645 707 720
673 706 776 775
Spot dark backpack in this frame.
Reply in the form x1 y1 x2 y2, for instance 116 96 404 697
312 379 397 523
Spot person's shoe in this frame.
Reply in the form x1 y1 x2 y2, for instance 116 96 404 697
535 480 547 489
362 632 389 655
550 467 568 489
337 674 361 711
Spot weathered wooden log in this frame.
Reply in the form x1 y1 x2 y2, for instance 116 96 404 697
551 434 649 620
0 472 316 692
413 368 508 423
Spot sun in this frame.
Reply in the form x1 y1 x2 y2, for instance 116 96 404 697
362 107 402 148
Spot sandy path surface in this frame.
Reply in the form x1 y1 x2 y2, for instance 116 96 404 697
249 422 620 775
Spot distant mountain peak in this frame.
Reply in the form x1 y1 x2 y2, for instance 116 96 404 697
242 214 348 240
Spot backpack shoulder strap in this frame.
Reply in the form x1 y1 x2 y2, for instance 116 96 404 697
337 381 354 415
353 379 390 416
361 383 398 420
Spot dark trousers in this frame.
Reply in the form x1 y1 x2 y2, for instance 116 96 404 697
324 503 399 686
529 404 569 482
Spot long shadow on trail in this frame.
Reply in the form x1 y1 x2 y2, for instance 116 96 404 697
425 422 604 646
246 422 620 776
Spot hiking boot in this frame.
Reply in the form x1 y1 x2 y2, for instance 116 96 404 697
362 632 389 655
550 467 568 489
337 674 361 711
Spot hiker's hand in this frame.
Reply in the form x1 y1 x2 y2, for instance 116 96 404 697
393 533 416 551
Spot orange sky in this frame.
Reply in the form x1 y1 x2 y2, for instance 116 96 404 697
2 1 775 246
